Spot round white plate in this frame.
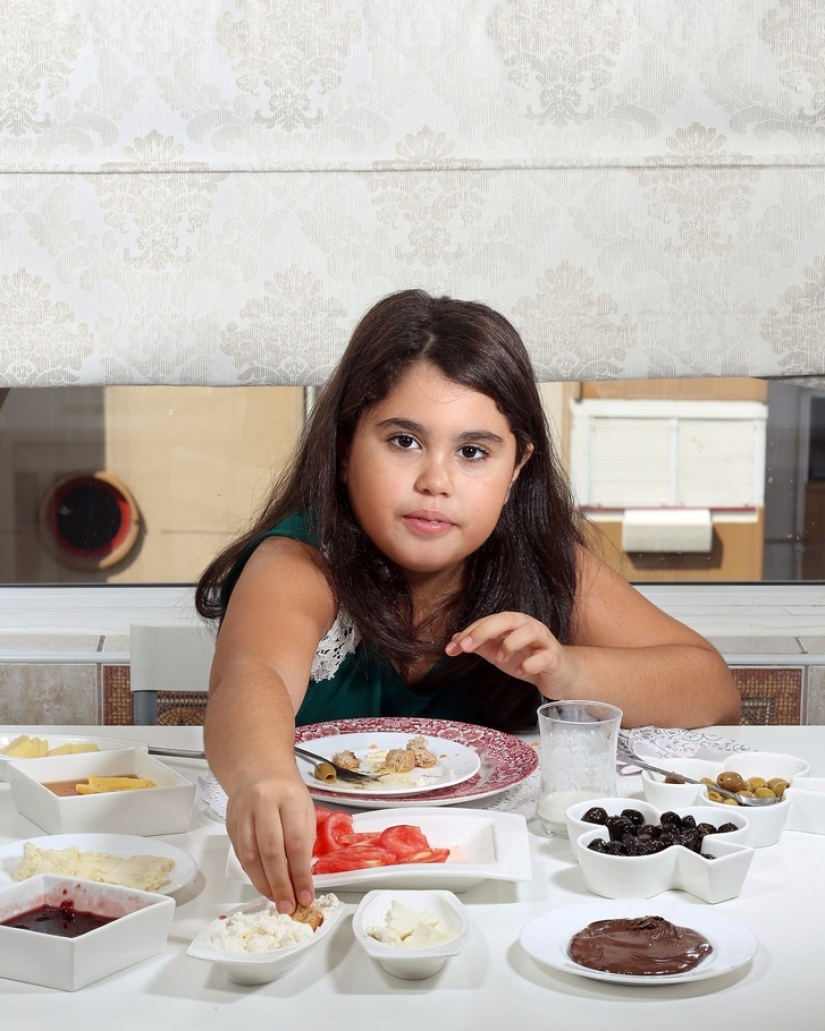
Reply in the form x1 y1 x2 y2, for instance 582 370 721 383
295 717 538 809
0 734 148 781
0 833 197 895
296 731 481 796
520 899 759 986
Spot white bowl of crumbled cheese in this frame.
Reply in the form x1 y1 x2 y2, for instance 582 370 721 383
352 889 470 980
187 893 343 985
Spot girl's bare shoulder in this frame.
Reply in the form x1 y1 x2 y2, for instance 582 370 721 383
225 535 338 640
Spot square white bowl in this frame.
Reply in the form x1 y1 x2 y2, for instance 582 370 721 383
352 889 470 980
226 807 532 892
187 894 344 985
785 777 825 834
640 751 809 847
7 748 195 836
0 874 174 991
0 733 148 782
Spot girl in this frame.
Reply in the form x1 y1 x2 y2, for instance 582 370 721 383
196 289 740 910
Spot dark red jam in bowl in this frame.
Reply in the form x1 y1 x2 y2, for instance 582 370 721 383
2 899 116 938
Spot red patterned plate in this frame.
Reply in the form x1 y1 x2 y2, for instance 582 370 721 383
295 717 538 809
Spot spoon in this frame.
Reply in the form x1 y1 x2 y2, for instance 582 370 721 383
620 755 782 807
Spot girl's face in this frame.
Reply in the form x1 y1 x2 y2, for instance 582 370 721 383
340 363 531 588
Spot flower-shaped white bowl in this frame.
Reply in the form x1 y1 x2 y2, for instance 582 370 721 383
0 874 174 991
352 889 469 980
7 748 195 836
188 894 344 985
565 798 749 861
640 751 809 847
570 803 753 904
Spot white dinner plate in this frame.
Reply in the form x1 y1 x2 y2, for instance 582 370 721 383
226 807 532 892
0 833 197 895
296 731 481 796
520 899 759 986
0 734 148 781
295 717 538 809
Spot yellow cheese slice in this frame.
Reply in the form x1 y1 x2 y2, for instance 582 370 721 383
75 775 156 794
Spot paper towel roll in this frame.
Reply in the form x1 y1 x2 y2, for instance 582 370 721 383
621 509 713 553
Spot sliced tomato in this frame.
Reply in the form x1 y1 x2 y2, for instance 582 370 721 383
339 830 381 846
313 810 354 856
312 845 398 874
395 848 451 864
314 807 333 828
378 824 431 858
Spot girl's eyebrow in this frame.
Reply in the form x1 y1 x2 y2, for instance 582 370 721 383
375 417 506 446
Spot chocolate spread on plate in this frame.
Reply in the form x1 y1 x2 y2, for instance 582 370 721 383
568 915 713 976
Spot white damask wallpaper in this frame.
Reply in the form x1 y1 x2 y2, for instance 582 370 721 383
1 0 823 387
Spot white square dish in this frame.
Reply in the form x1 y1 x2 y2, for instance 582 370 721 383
225 807 532 892
7 748 195 836
0 733 148 781
352 889 470 979
785 777 825 834
0 874 174 991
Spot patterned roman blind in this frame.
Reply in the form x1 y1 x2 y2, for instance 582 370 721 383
1 0 824 387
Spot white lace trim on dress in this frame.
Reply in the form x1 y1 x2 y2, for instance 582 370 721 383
310 609 360 682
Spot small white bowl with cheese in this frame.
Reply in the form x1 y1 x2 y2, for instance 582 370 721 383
352 889 470 980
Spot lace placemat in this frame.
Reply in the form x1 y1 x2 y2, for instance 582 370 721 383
622 726 752 762
196 768 542 822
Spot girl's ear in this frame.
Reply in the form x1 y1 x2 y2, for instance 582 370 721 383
511 442 534 485
505 442 533 502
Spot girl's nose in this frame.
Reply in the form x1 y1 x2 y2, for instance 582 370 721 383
415 454 452 495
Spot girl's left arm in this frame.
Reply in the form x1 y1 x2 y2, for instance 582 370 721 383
445 547 740 729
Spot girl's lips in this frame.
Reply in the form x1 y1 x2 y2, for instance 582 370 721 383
403 513 455 535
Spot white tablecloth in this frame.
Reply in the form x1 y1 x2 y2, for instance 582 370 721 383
1 724 823 1030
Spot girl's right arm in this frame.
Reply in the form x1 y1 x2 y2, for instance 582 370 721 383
202 537 337 912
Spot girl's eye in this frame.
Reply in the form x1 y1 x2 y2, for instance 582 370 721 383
458 445 488 461
390 433 420 451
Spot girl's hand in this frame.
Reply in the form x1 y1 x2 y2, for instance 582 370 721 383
445 612 578 699
224 770 317 913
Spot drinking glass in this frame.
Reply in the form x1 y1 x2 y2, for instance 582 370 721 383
534 700 623 837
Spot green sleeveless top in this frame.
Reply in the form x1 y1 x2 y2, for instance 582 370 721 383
227 512 473 727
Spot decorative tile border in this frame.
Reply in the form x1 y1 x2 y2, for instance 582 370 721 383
730 666 803 726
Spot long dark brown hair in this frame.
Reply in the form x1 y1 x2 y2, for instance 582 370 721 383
196 289 583 730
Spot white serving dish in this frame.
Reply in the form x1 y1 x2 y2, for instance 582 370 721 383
352 889 469 980
187 894 344 985
575 821 754 904
0 874 174 991
640 750 809 847
7 748 195 836
0 734 148 781
785 777 825 834
0 833 197 895
226 807 532 892
520 899 759 986
566 798 749 862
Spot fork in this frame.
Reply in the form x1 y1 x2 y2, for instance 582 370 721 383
293 745 388 784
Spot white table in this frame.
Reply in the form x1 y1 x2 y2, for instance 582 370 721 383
1 724 823 1031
